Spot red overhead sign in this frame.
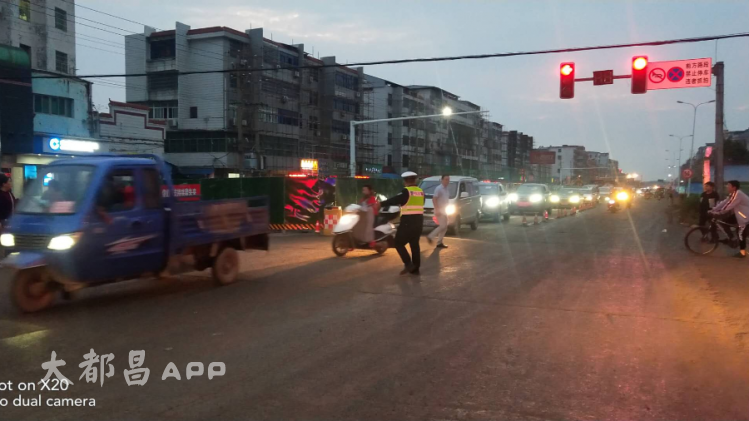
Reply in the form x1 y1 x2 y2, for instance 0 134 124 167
530 150 556 165
647 58 712 90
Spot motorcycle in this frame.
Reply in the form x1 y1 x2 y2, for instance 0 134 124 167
332 204 400 257
608 190 632 213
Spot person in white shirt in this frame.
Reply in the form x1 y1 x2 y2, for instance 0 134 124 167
427 175 450 248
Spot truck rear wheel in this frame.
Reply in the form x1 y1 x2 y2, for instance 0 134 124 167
12 269 54 313
212 247 239 286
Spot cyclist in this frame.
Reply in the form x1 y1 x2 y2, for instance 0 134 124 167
710 180 749 258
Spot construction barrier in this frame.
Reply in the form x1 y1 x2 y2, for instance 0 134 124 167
323 207 342 236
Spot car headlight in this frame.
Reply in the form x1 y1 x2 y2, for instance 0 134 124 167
569 195 580 204
1 233 14 247
48 233 82 251
609 199 616 204
585 194 593 201
508 193 518 202
616 192 629 201
338 214 356 225
445 204 457 216
550 195 560 203
529 194 542 203
604 196 610 201
485 196 500 208
636 189 643 194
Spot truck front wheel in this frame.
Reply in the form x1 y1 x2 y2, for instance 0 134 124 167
212 247 240 286
12 269 54 313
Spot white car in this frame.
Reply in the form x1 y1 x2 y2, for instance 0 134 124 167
420 176 481 235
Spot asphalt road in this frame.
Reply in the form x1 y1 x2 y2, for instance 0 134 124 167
2 199 749 420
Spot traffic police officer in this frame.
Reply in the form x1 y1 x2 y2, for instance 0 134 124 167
379 171 424 275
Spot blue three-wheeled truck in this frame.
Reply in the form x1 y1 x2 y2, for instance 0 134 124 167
1 155 269 312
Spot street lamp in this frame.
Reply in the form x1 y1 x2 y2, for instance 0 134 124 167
348 108 484 177
677 100 715 195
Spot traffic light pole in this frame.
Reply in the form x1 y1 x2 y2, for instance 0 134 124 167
714 62 725 195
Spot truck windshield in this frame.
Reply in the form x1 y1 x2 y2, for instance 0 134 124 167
17 165 96 215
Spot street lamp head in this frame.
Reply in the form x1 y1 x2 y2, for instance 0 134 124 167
706 100 716 104
442 106 453 117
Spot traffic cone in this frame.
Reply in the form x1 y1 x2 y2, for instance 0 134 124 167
571 207 577 216
522 214 528 227
533 213 539 225
315 220 321 234
544 210 549 222
556 209 562 219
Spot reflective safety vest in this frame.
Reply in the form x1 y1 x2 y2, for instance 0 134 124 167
402 186 425 215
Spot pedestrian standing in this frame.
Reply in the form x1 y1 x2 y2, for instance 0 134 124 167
699 182 720 234
427 174 450 248
378 171 424 275
0 174 16 229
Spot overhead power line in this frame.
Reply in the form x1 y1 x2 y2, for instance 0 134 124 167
28 31 749 80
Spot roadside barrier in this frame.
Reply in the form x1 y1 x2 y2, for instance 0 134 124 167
323 207 342 236
522 214 528 227
533 213 539 225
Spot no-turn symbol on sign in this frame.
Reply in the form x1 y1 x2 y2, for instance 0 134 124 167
649 68 665 84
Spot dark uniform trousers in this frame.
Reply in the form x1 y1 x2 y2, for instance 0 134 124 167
395 214 423 269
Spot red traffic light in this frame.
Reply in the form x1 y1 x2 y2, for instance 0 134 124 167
631 56 648 94
559 62 575 99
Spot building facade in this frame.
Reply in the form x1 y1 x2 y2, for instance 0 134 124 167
541 145 589 185
125 23 364 177
99 101 165 156
0 0 76 75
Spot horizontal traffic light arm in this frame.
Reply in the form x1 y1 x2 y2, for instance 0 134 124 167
574 74 632 82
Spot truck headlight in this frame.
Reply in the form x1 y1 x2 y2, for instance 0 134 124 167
445 204 457 216
48 233 81 251
550 195 560 203
1 233 14 247
485 196 500 208
529 194 542 203
508 193 518 202
569 195 580 204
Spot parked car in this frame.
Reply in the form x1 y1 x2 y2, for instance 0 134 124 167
477 181 511 222
550 188 582 209
508 183 553 215
420 176 481 235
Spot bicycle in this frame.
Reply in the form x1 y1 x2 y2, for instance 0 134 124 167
684 218 741 255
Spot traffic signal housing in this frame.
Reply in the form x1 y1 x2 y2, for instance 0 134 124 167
631 56 648 94
560 62 575 99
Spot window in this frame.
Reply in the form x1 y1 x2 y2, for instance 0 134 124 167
34 94 73 117
148 101 178 119
55 51 68 74
402 135 409 146
229 74 237 88
259 106 277 123
19 44 31 64
141 169 162 209
97 170 136 213
387 133 392 145
262 78 299 99
150 39 176 60
387 94 393 106
189 107 198 119
18 0 30 21
334 72 359 90
55 8 67 31
403 155 410 167
147 72 178 91
333 99 358 113
277 109 299 126
279 51 298 67
308 116 319 131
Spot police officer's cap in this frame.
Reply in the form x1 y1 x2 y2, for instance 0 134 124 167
401 171 418 178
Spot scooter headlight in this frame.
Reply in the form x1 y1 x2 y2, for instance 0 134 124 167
609 199 616 205
445 204 457 216
1 233 14 247
48 233 82 251
338 214 356 226
529 194 542 203
616 191 629 201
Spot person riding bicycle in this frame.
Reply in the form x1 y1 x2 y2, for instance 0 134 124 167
710 180 749 258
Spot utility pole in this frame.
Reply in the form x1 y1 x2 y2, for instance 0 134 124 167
713 62 725 194
237 68 246 175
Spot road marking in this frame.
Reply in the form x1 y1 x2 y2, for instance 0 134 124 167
1 329 49 349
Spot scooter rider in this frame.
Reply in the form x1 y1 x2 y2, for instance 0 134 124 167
378 171 424 275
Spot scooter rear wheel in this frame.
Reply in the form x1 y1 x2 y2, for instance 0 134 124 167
333 234 350 257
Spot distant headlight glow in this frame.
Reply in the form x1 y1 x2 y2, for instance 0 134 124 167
529 194 543 203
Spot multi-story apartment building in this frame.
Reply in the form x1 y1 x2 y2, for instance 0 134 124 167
542 145 589 184
0 0 76 75
125 23 364 177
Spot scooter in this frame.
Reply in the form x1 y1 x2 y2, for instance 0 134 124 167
332 204 400 257
607 191 632 213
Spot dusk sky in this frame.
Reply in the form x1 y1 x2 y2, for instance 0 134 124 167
75 0 749 180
